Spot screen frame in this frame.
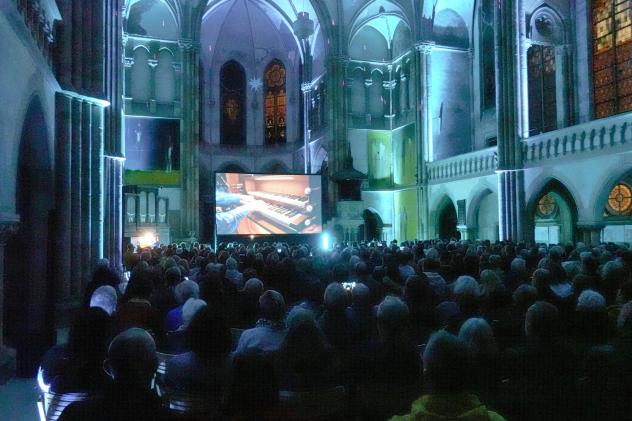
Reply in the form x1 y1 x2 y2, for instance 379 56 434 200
213 171 324 237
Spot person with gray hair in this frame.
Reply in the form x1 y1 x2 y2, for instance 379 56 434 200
453 275 481 320
573 290 612 350
345 283 376 346
234 290 288 355
392 331 506 421
235 277 264 328
165 279 200 331
224 256 243 290
459 318 500 405
59 328 174 421
318 282 351 351
90 285 118 316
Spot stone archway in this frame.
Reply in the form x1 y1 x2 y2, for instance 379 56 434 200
363 208 383 241
5 97 55 376
437 199 459 240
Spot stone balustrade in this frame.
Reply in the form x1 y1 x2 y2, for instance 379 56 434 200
427 147 498 183
523 113 632 165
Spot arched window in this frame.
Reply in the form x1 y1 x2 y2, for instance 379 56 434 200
593 0 632 118
528 45 557 134
480 0 496 110
264 60 287 145
220 61 246 145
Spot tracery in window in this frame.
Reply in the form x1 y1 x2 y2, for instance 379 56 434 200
593 0 632 118
220 61 246 145
264 60 287 145
606 183 632 215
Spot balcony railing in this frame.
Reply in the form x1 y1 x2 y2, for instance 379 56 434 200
427 147 498 183
523 113 632 165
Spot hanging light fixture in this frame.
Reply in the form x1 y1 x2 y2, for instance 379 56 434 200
293 11 314 40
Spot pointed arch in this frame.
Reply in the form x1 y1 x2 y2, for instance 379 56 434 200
220 60 246 145
527 178 579 244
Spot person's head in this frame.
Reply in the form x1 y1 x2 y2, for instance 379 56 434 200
181 298 207 328
525 301 559 344
324 282 347 313
576 289 606 313
164 266 182 288
286 306 316 329
350 282 371 309
226 257 239 271
259 290 286 322
423 331 472 394
187 306 232 361
376 296 409 341
531 268 552 291
422 258 440 272
175 279 199 304
104 328 158 388
458 317 497 358
241 277 264 297
404 274 432 305
282 317 328 362
617 301 632 331
510 257 527 277
126 269 154 300
453 275 481 315
68 307 111 362
479 269 502 297
90 285 118 316
513 284 538 313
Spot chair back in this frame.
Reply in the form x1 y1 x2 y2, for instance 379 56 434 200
279 385 348 420
41 390 89 421
167 390 220 418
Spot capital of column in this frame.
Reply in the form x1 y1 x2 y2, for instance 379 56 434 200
415 41 435 55
178 39 200 51
301 81 314 93
383 79 397 90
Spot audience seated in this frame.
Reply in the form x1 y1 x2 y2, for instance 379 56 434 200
164 306 231 402
40 238 632 420
59 328 173 421
391 330 506 421
234 290 287 355
165 279 200 331
40 308 111 393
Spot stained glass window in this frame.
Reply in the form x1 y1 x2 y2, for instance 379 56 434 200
537 193 558 217
220 61 246 145
593 0 632 118
264 60 287 145
606 183 632 215
528 45 557 135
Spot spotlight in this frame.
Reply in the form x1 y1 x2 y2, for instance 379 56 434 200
138 231 157 249
322 232 330 250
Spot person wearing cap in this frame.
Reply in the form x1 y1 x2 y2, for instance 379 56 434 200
234 290 288 355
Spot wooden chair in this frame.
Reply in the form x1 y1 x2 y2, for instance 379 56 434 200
38 390 89 421
278 385 348 420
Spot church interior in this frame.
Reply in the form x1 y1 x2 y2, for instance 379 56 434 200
2 0 632 420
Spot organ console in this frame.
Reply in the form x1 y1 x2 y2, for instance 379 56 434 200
220 174 321 235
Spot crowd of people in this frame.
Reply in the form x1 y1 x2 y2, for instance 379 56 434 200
38 238 632 420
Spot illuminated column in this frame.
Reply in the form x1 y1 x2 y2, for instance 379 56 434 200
81 101 93 288
179 40 200 239
54 92 73 302
70 98 83 296
302 82 313 173
495 0 527 241
416 42 434 239
578 223 604 246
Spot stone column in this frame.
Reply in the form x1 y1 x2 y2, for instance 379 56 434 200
180 40 200 239
54 92 73 302
70 98 83 296
578 224 604 246
302 82 313 173
0 215 19 352
494 0 527 241
327 55 349 218
416 42 434 239
81 101 93 288
91 105 105 265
